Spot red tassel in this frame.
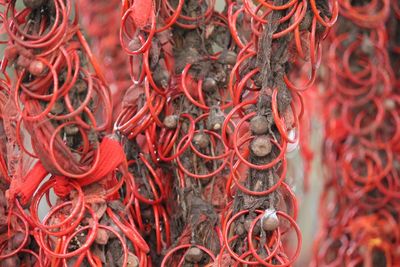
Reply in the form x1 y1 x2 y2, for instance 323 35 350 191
77 136 126 187
10 137 126 202
8 161 48 205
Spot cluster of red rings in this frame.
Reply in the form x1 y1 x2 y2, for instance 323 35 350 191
115 0 337 266
0 0 134 266
0 0 353 266
312 1 400 266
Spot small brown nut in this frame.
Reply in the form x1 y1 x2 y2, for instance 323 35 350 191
384 99 395 110
65 125 79 135
220 51 237 65
163 115 178 129
211 121 222 131
51 101 64 114
250 115 269 135
16 55 31 69
71 152 81 162
193 133 209 149
224 51 237 65
95 228 109 245
203 77 218 92
126 252 139 267
207 115 224 131
28 60 46 76
251 135 272 157
74 80 87 93
262 209 279 231
185 247 203 263
207 106 225 131
4 46 18 62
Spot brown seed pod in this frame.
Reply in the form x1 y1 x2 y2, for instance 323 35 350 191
250 135 272 157
16 56 31 69
193 133 209 149
225 51 238 65
28 60 46 76
95 228 109 245
207 107 225 131
74 80 87 93
203 77 218 92
163 115 178 129
65 125 79 135
125 252 140 267
185 247 203 263
262 209 279 231
250 115 269 135
220 51 237 65
4 46 18 62
384 99 395 110
50 101 64 115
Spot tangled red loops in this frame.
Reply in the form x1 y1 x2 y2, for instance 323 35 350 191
312 2 400 266
116 0 338 264
0 0 348 266
0 0 148 265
